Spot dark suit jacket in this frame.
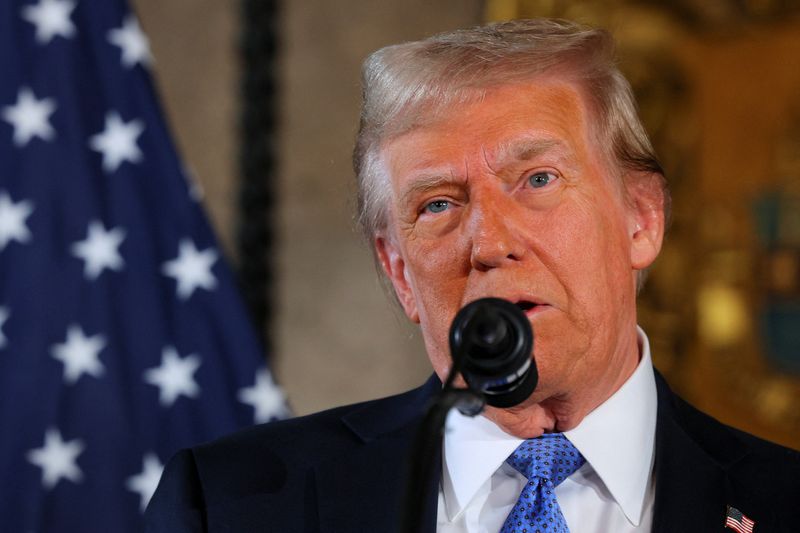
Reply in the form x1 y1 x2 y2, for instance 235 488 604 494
145 372 800 532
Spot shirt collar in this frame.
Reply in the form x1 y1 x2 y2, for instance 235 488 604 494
442 406 522 521
441 326 657 526
564 326 657 526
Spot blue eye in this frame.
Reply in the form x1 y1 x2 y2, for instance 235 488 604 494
528 171 556 189
424 200 450 214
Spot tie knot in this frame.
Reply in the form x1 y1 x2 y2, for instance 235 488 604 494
506 433 585 487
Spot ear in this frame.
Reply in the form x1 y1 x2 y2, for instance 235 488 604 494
626 173 666 270
374 234 420 323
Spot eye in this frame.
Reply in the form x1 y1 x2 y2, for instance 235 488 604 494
528 171 557 189
424 200 450 214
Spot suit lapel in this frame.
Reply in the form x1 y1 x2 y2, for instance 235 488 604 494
651 372 745 533
315 375 441 533
651 403 728 531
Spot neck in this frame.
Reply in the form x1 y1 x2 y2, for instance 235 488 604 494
482 327 642 439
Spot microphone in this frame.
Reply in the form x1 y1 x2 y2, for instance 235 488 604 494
402 297 536 531
449 297 537 408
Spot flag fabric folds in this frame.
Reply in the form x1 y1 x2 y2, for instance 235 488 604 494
725 505 755 533
0 1 288 531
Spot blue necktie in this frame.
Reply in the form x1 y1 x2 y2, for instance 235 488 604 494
500 433 585 533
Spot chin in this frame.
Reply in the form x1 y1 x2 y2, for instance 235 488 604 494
484 403 558 439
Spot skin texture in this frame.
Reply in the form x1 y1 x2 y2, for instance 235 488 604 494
375 79 665 438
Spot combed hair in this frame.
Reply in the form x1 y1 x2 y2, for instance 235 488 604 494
353 19 669 289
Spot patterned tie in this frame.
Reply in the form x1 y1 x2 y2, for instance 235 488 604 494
500 433 585 533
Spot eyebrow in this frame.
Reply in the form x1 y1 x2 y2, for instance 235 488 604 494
398 173 458 208
493 138 563 166
396 138 571 207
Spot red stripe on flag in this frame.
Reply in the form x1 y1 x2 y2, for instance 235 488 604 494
725 516 754 533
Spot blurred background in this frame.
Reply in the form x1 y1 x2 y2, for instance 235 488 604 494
132 0 800 449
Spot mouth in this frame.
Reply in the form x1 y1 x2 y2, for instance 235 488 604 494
514 299 549 318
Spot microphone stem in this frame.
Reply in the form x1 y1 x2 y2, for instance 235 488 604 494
401 387 482 533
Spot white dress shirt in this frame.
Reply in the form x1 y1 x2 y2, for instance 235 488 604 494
437 327 657 533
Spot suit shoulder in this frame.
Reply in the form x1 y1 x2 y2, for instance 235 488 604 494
725 425 800 481
179 378 438 505
195 376 441 458
659 376 800 484
145 449 208 532
194 379 436 464
723 426 800 518
195 402 362 465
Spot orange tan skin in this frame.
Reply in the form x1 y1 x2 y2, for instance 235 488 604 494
375 78 665 439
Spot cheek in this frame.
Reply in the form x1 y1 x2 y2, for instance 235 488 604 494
405 234 469 299
412 259 467 332
580 220 633 330
403 237 470 362
412 281 463 382
547 199 631 309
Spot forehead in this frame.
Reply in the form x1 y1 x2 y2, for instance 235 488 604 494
381 80 598 174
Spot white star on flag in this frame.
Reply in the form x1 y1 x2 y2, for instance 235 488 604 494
26 428 85 489
20 0 77 44
0 191 34 252
71 220 126 279
183 166 204 202
0 306 9 349
88 111 144 173
238 369 287 423
50 324 106 384
144 346 201 406
1 87 57 146
108 15 152 68
161 239 218 300
125 453 164 512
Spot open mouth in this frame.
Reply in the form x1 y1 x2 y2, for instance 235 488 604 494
515 299 548 317
515 300 536 312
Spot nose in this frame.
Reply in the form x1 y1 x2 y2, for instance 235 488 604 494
468 193 527 271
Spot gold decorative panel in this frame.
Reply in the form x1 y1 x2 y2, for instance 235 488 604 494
486 0 800 449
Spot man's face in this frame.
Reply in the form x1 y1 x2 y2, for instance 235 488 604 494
375 79 663 435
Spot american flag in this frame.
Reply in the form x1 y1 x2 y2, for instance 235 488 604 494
0 0 288 532
725 505 756 533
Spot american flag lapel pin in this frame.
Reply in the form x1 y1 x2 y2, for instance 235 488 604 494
725 505 755 533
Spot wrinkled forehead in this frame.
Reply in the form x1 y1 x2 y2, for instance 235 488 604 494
380 79 605 164
376 79 625 203
378 74 602 149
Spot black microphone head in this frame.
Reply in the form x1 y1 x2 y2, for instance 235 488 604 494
449 297 537 408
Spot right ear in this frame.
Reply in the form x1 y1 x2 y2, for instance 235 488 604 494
374 234 420 323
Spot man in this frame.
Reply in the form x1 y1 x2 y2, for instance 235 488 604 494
146 19 800 532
